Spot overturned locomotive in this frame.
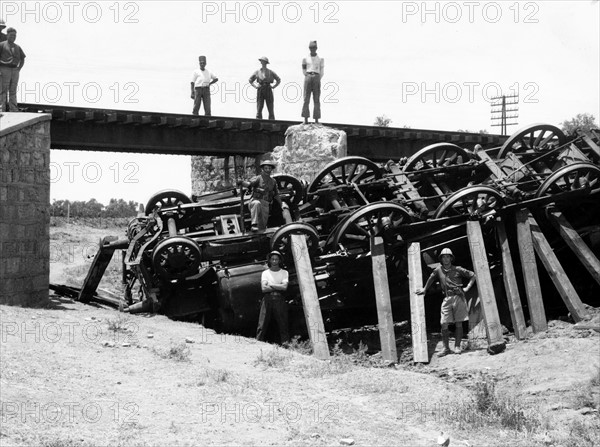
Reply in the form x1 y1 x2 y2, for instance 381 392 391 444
79 124 600 338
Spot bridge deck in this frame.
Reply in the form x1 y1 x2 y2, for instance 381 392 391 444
19 104 508 160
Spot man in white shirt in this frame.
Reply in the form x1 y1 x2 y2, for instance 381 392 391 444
301 40 324 124
256 251 290 344
190 55 218 116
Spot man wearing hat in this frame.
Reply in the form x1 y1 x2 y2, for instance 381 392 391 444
249 56 281 120
238 159 281 232
301 40 324 124
190 55 218 116
256 250 290 344
416 247 476 356
0 27 26 112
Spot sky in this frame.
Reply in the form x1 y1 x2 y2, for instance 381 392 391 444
2 0 599 205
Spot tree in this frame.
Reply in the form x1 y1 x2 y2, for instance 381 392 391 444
458 129 489 134
374 115 392 127
560 113 597 135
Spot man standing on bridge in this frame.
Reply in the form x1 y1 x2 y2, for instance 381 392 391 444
301 40 324 124
249 56 281 120
190 55 218 116
0 27 26 112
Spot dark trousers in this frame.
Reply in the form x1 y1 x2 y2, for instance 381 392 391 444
192 86 211 116
257 85 274 120
301 74 321 120
256 294 289 343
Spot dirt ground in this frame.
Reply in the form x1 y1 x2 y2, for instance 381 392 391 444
1 219 599 447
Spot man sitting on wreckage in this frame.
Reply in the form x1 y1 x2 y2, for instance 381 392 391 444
237 160 282 232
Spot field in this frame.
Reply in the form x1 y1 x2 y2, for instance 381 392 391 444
0 218 599 446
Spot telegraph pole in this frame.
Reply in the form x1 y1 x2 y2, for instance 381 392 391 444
491 94 519 135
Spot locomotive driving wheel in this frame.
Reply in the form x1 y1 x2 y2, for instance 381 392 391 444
145 190 192 215
152 236 201 280
534 162 600 198
402 143 471 172
270 222 320 263
498 123 567 159
307 156 383 194
324 202 412 253
273 174 304 205
433 185 505 218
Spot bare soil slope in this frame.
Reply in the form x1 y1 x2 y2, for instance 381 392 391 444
0 219 598 446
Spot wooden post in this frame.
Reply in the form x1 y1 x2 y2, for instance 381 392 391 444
78 236 124 303
547 209 600 287
515 209 547 332
291 234 330 360
528 216 590 322
466 221 506 354
370 237 398 363
407 242 428 363
495 220 528 340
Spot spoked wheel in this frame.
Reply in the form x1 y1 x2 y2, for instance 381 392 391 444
273 174 304 206
152 236 201 281
433 185 505 218
145 190 192 215
307 156 383 194
534 162 600 198
403 143 471 172
324 202 412 253
498 123 566 158
270 222 320 264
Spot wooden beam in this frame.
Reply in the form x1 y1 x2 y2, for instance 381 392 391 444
370 236 398 363
547 210 600 287
528 216 590 322
466 221 506 354
515 209 547 332
78 236 120 303
407 242 428 363
291 234 330 360
495 220 528 339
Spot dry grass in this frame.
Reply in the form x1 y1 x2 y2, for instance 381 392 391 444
151 342 192 362
448 373 541 434
573 366 600 410
253 347 293 368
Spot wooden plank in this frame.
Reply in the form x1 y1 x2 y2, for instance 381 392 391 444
581 134 600 160
515 209 547 332
466 221 506 354
78 237 118 303
547 210 600 287
407 242 428 363
528 216 590 322
291 234 330 360
495 220 528 339
388 164 428 214
370 236 398 363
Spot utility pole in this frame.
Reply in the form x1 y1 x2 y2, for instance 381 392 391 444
491 94 519 135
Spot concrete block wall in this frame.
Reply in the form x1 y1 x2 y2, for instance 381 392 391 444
0 113 52 306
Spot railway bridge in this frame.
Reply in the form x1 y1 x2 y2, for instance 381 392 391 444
19 103 507 159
